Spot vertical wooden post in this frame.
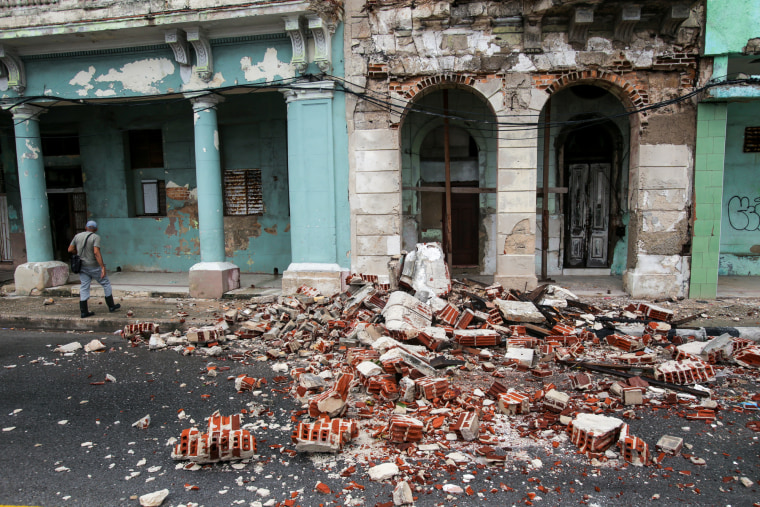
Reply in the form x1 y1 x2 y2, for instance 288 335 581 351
541 98 553 282
443 89 453 266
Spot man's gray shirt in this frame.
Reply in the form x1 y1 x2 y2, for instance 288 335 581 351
70 232 101 267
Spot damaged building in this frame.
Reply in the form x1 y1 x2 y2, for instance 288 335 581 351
344 0 703 298
3 0 756 300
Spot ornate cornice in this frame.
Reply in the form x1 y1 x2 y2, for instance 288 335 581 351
0 45 26 94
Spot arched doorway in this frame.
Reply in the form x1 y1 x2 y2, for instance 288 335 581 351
401 87 497 272
562 120 621 268
537 84 630 276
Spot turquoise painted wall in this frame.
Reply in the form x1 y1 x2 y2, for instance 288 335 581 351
34 92 290 273
3 35 294 100
719 101 760 275
705 0 760 56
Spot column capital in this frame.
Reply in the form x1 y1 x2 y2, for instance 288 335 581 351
4 103 45 121
185 93 224 112
280 81 335 103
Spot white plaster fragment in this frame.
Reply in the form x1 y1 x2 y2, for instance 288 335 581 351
240 48 295 83
95 58 175 94
69 66 95 96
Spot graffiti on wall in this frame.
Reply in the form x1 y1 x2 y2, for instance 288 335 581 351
727 196 760 231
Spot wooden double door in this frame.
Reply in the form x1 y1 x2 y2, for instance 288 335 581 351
565 163 610 268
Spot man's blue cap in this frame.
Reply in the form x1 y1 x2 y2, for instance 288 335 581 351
86 220 98 229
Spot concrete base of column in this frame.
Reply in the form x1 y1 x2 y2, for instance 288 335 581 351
282 263 346 297
189 262 240 299
14 261 69 296
493 274 538 293
623 255 690 299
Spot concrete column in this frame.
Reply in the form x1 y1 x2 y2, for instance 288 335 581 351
494 113 539 292
280 81 345 295
8 104 68 295
186 93 240 298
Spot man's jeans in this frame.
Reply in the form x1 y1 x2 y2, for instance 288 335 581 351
79 265 112 301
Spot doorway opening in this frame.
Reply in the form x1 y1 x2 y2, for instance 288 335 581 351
401 87 497 272
563 123 616 268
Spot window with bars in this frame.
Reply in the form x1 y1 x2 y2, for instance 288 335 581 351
224 169 264 216
743 127 760 153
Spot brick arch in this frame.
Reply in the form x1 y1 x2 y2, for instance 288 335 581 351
388 72 500 128
533 70 648 118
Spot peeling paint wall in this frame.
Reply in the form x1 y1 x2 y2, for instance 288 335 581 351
28 92 289 272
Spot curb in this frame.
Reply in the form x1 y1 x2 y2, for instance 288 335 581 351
0 314 184 334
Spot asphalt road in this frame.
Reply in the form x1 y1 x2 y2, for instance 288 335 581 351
0 329 758 507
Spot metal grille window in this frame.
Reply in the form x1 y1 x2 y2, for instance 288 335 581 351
224 169 264 216
743 127 760 153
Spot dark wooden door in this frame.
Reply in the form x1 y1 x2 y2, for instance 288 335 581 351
450 192 479 266
566 163 610 268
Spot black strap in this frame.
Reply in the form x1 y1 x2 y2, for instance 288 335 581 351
81 232 94 250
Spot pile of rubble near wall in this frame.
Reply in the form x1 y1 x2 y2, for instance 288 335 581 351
122 243 760 479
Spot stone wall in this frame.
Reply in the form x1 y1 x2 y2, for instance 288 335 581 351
345 0 702 296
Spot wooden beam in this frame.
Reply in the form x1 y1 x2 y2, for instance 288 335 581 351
443 89 453 266
404 186 497 194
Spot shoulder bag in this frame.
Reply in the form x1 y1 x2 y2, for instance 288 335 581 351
70 233 94 274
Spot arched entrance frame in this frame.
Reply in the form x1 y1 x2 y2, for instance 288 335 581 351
554 116 627 272
400 86 497 273
534 75 646 294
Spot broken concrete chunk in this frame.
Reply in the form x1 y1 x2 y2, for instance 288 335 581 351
655 435 683 455
139 489 169 507
504 347 535 368
570 413 624 453
393 480 414 506
133 415 151 429
309 373 353 418
368 462 400 481
494 299 545 324
54 342 82 354
84 339 106 352
382 291 434 336
356 360 384 378
399 242 451 297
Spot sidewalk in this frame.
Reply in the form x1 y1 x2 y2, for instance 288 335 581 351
0 268 283 333
1 265 759 334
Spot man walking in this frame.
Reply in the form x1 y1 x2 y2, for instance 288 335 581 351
68 220 121 318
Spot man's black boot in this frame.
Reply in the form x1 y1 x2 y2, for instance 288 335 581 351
105 295 121 313
80 300 95 318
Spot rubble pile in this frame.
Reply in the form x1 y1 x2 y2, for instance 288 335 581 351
110 243 760 488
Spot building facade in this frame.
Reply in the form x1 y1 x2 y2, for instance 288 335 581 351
0 0 350 297
344 0 703 297
690 0 760 298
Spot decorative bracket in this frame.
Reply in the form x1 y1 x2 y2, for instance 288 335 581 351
185 27 214 82
568 6 594 46
614 5 641 44
523 15 543 54
283 15 308 74
165 29 190 66
307 14 335 74
165 29 193 83
661 4 690 38
0 44 26 94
